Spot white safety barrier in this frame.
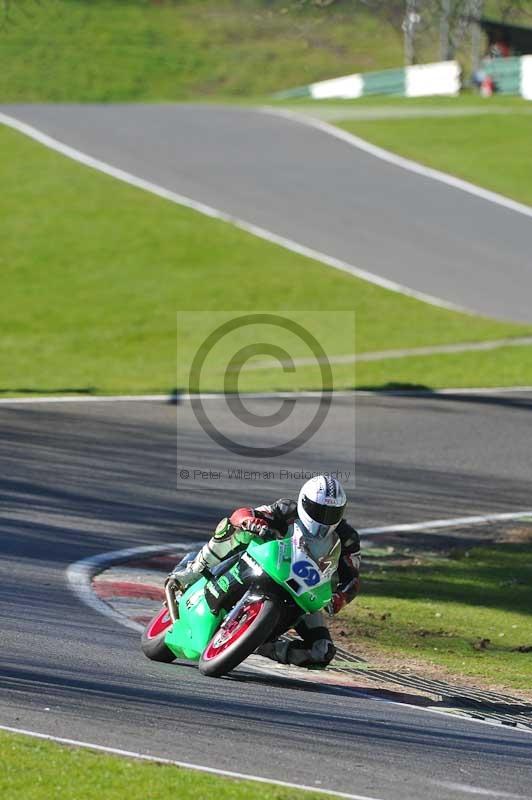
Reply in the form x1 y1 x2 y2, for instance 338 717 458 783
311 73 364 100
520 54 532 101
406 61 461 98
276 60 461 100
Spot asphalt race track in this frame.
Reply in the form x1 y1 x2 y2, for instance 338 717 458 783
2 103 532 322
2 395 532 800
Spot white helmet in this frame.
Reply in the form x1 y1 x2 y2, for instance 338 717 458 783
297 475 347 539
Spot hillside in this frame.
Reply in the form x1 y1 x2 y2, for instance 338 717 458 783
0 0 407 102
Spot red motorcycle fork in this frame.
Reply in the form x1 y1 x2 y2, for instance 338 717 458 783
202 599 263 660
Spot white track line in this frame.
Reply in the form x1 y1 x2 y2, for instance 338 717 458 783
262 107 532 221
0 725 382 800
434 781 527 799
361 510 532 536
0 393 170 405
0 110 466 313
378 385 532 395
238 336 532 371
2 386 532 404
66 542 192 633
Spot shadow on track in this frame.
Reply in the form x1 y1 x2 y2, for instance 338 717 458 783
1 661 531 760
356 383 532 412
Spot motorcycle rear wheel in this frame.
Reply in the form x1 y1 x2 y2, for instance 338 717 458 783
199 594 279 678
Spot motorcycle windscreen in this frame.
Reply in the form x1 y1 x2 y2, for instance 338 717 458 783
247 535 335 614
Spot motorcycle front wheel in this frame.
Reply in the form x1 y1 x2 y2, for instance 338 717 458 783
199 593 279 678
141 605 175 663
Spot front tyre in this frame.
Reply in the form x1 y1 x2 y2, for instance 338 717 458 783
141 606 175 663
199 595 279 678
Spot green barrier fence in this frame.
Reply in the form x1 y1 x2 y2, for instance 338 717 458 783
483 56 522 95
361 67 406 96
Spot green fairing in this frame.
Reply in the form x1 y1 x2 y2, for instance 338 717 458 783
164 578 223 660
247 537 334 614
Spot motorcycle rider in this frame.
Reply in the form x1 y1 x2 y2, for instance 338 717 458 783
168 475 361 669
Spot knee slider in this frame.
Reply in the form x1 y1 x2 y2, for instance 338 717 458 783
310 639 336 666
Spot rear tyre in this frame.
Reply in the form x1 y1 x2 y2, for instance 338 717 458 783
199 594 279 678
141 606 175 662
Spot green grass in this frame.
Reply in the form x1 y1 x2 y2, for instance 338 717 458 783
324 345 532 392
277 94 532 110
0 0 407 102
336 106 532 207
3 123 532 397
0 730 337 800
340 543 532 692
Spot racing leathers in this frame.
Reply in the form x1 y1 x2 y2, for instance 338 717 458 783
168 498 361 668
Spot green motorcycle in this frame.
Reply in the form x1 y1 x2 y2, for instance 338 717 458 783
141 521 341 678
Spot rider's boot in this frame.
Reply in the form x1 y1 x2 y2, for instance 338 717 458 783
166 545 219 590
255 637 336 669
255 611 336 668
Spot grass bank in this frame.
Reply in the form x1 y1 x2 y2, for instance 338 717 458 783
3 124 532 397
338 540 532 694
0 730 339 800
0 0 405 102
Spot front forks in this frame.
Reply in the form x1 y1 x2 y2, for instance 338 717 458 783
164 577 180 623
